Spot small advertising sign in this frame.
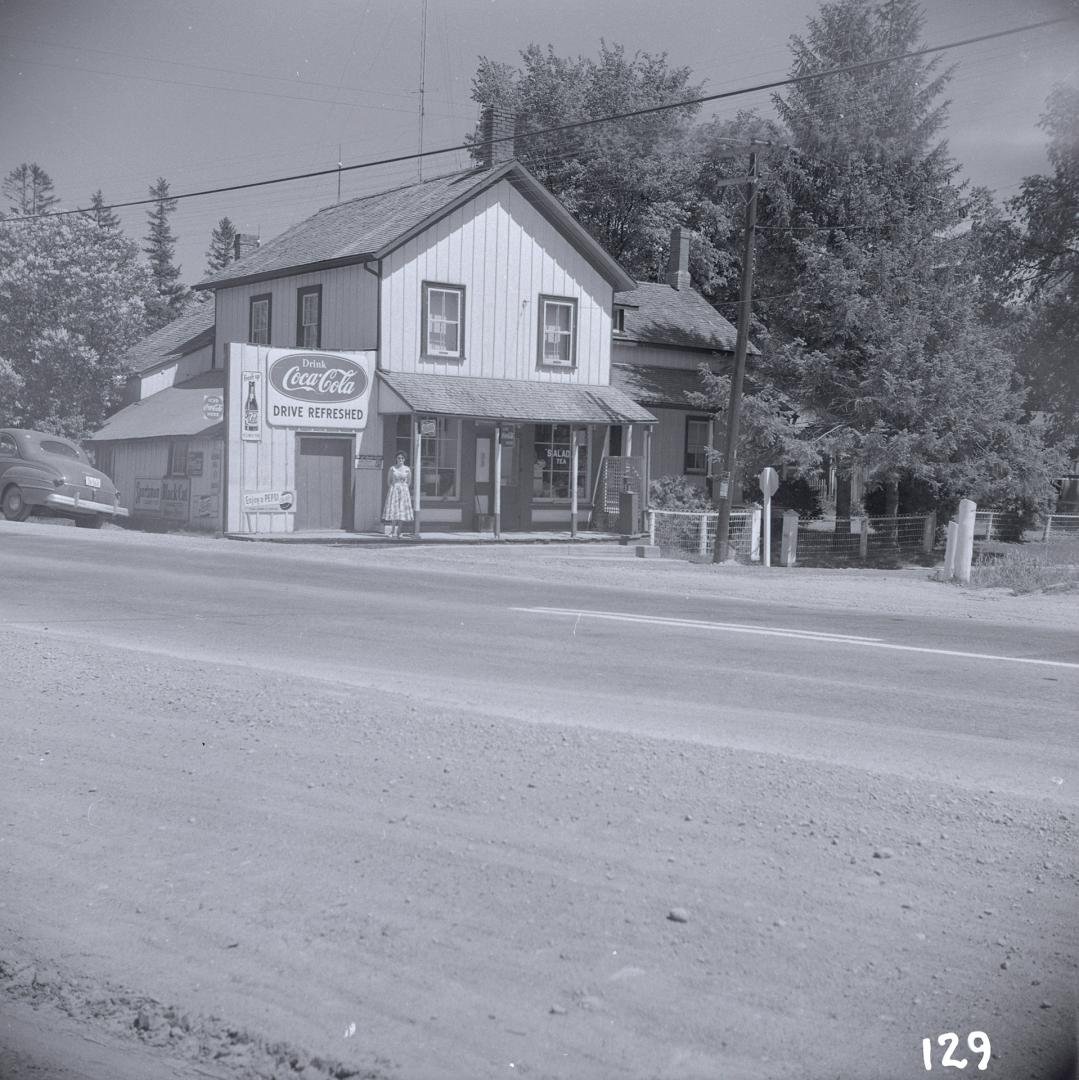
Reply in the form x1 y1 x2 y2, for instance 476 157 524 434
196 493 220 519
420 418 437 437
133 478 162 513
161 477 190 520
354 454 384 471
241 371 262 441
242 489 295 513
499 426 516 448
266 352 375 431
202 394 224 422
188 450 204 478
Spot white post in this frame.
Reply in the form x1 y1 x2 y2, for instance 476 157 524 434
944 520 958 578
780 510 799 567
648 509 655 547
750 504 761 562
762 492 772 567
955 498 977 583
412 418 422 539
493 425 502 540
570 429 579 538
1043 515 1052 542
698 513 708 558
625 424 634 458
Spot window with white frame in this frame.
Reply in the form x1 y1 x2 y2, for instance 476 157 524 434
532 424 589 501
612 306 627 334
684 415 711 475
395 416 461 499
297 285 321 348
422 282 464 359
538 295 577 366
249 294 271 345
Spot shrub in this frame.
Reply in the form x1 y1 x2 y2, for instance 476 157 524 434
649 475 711 512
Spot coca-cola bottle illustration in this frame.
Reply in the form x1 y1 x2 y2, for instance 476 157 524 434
244 379 259 430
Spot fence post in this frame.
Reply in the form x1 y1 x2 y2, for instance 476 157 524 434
944 520 958 579
648 509 655 547
780 510 799 567
1043 515 1052 542
955 498 977 584
985 511 994 542
922 511 937 554
750 505 761 562
698 513 708 558
857 516 869 560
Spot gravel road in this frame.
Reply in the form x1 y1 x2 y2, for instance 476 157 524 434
1 526 1076 1079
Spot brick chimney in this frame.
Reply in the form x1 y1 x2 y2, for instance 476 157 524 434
667 227 691 291
233 233 260 261
477 106 516 168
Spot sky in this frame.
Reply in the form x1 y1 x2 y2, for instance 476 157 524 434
1 0 1077 287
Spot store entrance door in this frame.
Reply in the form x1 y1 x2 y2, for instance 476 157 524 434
295 435 352 530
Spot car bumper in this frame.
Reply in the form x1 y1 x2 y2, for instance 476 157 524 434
45 493 130 518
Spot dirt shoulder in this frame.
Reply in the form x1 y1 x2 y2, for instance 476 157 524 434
1 617 1076 1080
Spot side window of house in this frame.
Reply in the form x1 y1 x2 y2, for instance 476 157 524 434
612 306 626 334
249 294 272 345
167 440 189 477
684 416 711 474
421 283 464 359
395 416 460 499
538 295 578 367
297 286 321 348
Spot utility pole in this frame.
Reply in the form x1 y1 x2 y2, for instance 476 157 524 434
417 0 428 181
713 148 759 563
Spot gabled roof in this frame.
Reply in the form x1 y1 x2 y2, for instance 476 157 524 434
125 303 216 375
196 161 635 292
88 370 225 442
610 362 729 410
613 282 756 354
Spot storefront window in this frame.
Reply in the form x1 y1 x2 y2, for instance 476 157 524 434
533 424 588 501
395 416 460 500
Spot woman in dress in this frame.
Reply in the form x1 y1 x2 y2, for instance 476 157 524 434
382 452 414 538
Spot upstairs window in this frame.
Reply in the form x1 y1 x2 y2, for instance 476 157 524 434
297 285 322 348
249 294 271 345
538 295 577 367
422 282 464 359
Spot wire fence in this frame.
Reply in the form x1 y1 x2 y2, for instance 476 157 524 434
648 508 936 564
649 509 757 560
1043 513 1079 539
974 510 1026 542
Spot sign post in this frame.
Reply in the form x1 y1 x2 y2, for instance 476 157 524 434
570 430 579 538
758 466 779 568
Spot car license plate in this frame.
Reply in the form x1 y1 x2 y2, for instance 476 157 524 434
84 476 101 488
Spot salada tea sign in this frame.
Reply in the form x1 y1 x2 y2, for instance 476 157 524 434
266 351 375 430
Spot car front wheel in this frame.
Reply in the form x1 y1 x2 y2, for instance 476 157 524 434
1 484 31 522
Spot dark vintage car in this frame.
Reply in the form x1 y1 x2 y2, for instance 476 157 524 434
0 428 129 528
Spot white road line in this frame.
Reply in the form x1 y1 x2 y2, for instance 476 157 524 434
513 606 1079 670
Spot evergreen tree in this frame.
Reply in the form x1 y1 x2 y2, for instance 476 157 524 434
0 213 153 435
88 189 122 231
2 163 60 217
715 0 1063 515
205 216 238 276
143 176 187 329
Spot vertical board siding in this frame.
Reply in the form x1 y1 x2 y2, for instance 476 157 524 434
214 264 377 361
381 179 613 385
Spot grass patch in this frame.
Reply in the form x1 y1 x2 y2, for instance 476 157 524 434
968 538 1079 594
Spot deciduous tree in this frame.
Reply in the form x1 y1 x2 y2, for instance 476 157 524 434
0 214 152 436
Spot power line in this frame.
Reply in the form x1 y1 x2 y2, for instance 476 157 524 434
13 13 1074 223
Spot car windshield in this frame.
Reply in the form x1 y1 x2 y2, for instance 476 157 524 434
39 439 85 462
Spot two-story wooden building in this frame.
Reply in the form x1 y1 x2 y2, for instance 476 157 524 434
89 125 749 536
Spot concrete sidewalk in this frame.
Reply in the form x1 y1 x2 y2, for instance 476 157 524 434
225 528 634 546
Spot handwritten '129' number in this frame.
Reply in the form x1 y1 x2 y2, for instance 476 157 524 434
922 1031 991 1070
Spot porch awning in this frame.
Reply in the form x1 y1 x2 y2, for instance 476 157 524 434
377 371 656 425
86 371 226 442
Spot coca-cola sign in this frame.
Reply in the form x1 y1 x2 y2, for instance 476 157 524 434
268 353 368 403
